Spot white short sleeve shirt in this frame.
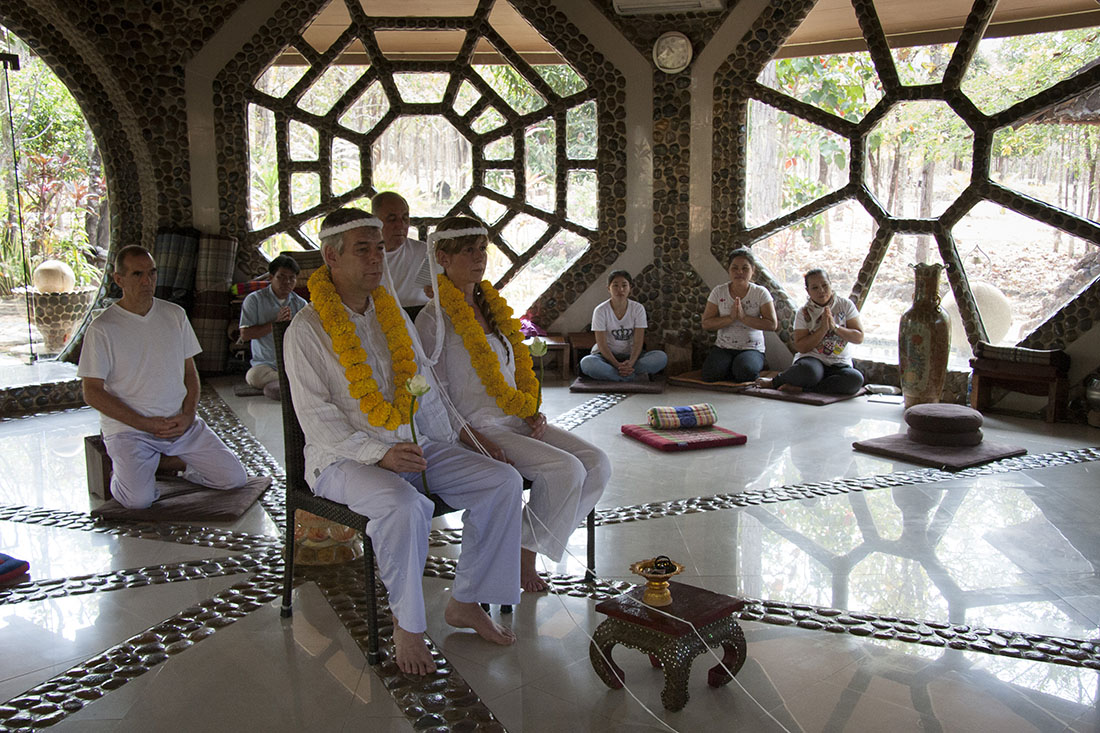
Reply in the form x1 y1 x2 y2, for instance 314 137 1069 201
707 282 773 352
77 299 201 435
590 299 647 358
793 295 860 367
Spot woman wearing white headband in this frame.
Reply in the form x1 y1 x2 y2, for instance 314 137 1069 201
415 216 610 593
284 208 525 675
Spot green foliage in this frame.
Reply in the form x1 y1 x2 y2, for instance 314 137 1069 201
962 28 1099 114
532 64 587 98
566 101 597 160
472 63 546 115
762 28 1097 226
1 28 106 295
771 53 881 123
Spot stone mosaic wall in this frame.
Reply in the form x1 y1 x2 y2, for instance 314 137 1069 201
710 0 1100 397
214 0 627 328
0 1 247 257
588 1 736 358
2 0 1096 409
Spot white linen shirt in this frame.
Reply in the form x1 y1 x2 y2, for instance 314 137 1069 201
284 301 455 488
415 303 526 433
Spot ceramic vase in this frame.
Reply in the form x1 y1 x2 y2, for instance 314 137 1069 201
15 285 99 354
898 263 950 409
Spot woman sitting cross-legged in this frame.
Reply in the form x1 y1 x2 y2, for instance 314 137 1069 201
579 269 668 382
757 268 865 395
701 248 778 382
415 216 610 593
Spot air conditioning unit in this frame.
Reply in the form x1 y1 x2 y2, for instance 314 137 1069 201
613 0 725 14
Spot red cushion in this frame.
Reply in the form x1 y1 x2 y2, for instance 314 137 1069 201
621 424 746 452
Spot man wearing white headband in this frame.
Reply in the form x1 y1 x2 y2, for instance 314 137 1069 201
283 207 523 676
372 191 430 307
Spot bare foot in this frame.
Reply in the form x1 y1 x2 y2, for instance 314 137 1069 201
444 599 516 646
521 548 549 593
777 383 803 394
393 621 436 675
754 377 774 388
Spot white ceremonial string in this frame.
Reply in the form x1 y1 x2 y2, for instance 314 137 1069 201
518 505 681 733
427 362 491 456
318 216 383 239
380 248 399 309
420 337 792 729
423 235 447 366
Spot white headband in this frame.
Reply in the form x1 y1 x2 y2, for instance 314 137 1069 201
319 217 383 240
427 227 488 244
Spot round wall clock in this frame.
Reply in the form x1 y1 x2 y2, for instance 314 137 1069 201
652 31 693 74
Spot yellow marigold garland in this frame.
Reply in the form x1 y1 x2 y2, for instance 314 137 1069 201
308 266 418 430
436 274 539 418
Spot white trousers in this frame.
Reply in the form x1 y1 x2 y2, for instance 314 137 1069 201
479 425 609 563
103 418 248 509
313 440 523 634
245 364 279 388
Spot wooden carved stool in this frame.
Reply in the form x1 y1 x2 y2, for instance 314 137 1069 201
589 581 747 711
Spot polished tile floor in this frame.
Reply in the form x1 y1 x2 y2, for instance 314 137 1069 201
1 372 1098 731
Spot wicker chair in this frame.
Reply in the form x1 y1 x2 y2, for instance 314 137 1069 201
274 321 458 664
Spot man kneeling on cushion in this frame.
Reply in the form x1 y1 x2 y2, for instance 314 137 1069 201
79 245 248 509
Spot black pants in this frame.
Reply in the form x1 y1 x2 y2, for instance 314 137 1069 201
772 358 863 395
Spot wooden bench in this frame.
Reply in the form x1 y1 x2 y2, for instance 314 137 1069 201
970 357 1069 423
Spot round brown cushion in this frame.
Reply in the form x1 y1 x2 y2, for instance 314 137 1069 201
904 403 983 433
907 427 984 446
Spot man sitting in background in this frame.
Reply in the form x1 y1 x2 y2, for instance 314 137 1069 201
371 190 430 308
239 253 307 399
79 245 247 509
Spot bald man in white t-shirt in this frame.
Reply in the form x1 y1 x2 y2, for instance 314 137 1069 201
371 191 430 307
78 245 247 508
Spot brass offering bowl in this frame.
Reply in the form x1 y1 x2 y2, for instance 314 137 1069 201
630 555 685 607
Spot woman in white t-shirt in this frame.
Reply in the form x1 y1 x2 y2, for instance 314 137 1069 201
757 268 865 394
580 270 668 382
701 249 778 382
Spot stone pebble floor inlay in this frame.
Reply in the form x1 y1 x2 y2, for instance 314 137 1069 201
2 387 1100 730
426 445 1100 546
0 387 508 731
422 558 1100 672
